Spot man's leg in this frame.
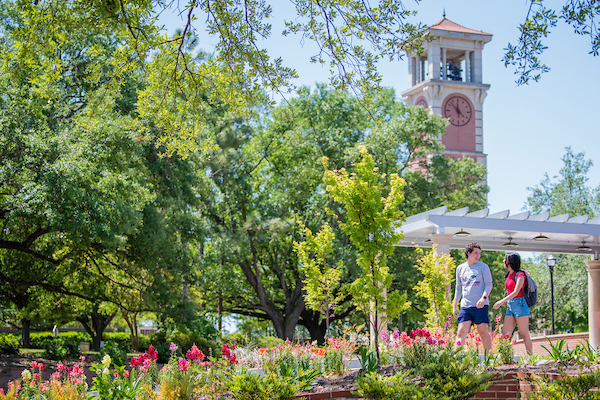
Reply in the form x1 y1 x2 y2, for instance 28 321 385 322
456 320 472 346
476 323 492 351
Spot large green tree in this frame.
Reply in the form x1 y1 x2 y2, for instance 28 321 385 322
524 147 599 331
195 85 488 342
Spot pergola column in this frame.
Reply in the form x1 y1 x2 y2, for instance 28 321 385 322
586 260 600 348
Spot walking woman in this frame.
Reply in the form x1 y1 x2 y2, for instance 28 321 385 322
493 252 533 354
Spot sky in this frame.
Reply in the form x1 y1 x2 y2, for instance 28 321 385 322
160 0 600 218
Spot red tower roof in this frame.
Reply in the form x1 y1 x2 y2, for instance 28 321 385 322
429 18 492 36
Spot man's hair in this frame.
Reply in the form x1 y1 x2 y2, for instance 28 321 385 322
464 242 481 259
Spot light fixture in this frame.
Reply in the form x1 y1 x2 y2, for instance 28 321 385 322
502 236 519 247
547 255 556 268
454 229 471 237
577 241 593 252
533 233 549 241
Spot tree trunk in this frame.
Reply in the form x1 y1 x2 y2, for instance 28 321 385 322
121 308 140 352
300 309 327 345
76 306 117 351
21 318 31 348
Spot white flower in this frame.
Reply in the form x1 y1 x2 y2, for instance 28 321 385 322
21 369 32 381
102 354 111 367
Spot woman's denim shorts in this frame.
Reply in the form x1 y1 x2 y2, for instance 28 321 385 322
506 296 530 318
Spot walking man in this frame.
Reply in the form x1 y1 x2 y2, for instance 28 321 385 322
452 242 493 351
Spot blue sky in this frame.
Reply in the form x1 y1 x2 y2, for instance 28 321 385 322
161 0 600 218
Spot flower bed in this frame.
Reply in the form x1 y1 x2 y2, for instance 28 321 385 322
2 327 600 400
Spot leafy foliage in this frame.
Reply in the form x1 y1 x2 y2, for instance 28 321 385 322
323 146 410 359
413 246 455 329
503 0 600 84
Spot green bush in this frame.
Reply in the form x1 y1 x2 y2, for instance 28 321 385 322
104 332 133 352
30 331 91 348
227 370 300 400
523 370 600 400
256 336 285 349
223 332 250 348
0 334 20 354
42 338 79 360
355 371 424 400
100 342 127 367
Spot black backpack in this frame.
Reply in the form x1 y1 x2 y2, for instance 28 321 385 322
520 271 538 307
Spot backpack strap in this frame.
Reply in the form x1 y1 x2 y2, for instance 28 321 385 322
517 271 527 295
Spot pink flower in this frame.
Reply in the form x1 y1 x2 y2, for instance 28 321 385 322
285 339 291 345
512 339 517 344
38 363 45 371
456 340 462 346
177 357 190 371
79 355 86 362
169 342 179 352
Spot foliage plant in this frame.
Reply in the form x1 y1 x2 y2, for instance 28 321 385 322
496 336 514 366
357 345 380 376
42 338 79 360
355 370 424 400
356 341 494 400
228 370 300 400
572 340 600 370
294 221 344 339
522 369 600 400
0 334 19 355
322 146 410 361
412 246 456 329
322 338 346 376
541 338 575 366
89 354 143 400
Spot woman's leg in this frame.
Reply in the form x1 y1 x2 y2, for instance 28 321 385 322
516 316 533 354
502 315 516 338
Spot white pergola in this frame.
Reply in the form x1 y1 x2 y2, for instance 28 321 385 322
394 205 600 347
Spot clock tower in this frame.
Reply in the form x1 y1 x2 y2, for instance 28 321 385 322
401 17 492 169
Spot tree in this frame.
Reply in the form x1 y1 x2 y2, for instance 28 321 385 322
322 146 411 361
524 147 599 331
195 85 479 343
503 0 600 84
413 246 455 329
294 222 344 339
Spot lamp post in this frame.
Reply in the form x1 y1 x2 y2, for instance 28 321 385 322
547 255 556 335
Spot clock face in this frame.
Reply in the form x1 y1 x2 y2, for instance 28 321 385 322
415 98 428 108
443 96 473 126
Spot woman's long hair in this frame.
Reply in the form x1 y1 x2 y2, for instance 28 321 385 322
504 252 522 278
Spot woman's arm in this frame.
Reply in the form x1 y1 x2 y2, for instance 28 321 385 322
493 274 526 309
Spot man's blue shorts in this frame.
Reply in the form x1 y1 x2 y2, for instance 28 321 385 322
457 305 489 325
506 297 530 318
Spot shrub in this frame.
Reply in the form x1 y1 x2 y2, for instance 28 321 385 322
104 332 133 352
101 342 128 367
223 332 250 348
523 369 600 400
0 334 20 354
355 371 424 400
256 336 285 349
228 370 300 400
42 338 79 360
